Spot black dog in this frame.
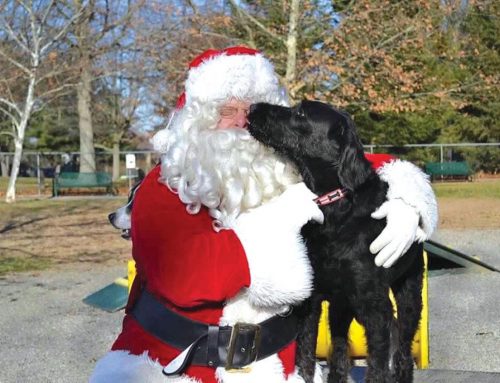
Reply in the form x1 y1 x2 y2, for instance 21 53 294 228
248 101 423 383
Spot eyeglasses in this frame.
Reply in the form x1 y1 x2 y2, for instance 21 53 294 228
218 105 250 118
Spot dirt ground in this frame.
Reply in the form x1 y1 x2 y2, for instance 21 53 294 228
0 198 131 268
0 194 498 270
437 198 500 229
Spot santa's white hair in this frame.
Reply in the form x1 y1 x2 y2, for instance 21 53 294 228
153 99 301 231
151 47 302 230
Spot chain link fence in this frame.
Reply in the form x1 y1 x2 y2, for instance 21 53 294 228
0 150 161 198
0 143 498 198
365 143 500 174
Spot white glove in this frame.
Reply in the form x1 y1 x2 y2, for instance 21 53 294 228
369 198 426 268
268 182 324 226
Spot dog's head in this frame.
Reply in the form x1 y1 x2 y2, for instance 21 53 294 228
247 101 372 192
108 181 141 239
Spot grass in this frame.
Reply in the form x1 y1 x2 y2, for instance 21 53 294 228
0 198 114 219
0 176 130 198
0 176 48 196
432 179 500 199
0 256 51 276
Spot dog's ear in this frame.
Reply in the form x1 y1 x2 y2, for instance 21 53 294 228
337 116 373 191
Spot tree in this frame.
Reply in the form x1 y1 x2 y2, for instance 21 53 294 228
0 0 80 202
67 0 136 173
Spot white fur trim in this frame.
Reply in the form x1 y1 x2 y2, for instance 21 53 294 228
285 370 306 383
216 353 287 383
90 351 200 383
152 124 173 153
313 363 324 383
377 160 438 239
232 182 322 308
185 53 284 106
220 291 290 325
287 363 323 383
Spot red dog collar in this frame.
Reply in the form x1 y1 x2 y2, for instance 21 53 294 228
314 188 348 206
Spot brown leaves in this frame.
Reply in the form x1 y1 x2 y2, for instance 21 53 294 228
290 0 484 113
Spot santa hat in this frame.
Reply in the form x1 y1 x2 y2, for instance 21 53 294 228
152 46 287 153
175 46 287 109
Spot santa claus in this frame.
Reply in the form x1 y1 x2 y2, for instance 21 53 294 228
90 46 437 383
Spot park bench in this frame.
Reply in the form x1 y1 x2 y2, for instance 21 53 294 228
53 171 114 196
425 161 473 181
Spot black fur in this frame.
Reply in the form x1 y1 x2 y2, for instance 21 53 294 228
248 101 423 383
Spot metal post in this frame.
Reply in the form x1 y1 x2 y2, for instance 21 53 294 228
37 152 41 197
440 145 444 163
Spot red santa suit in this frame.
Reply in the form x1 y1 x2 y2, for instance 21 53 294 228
91 163 323 383
90 47 438 383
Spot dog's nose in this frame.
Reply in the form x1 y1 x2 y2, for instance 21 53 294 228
108 212 116 225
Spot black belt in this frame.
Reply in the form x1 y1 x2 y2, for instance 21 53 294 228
131 290 298 375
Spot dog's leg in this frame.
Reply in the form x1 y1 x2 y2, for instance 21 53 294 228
354 291 394 383
390 249 424 383
327 298 353 383
296 296 323 383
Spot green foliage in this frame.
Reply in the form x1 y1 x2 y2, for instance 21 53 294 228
25 100 80 152
341 1 499 171
453 146 500 173
353 109 441 147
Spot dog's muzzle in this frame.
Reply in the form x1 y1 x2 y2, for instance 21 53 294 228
108 212 132 240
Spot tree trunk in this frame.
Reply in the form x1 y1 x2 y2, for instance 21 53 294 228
75 0 96 173
6 75 36 203
77 64 96 173
0 153 9 177
285 0 301 100
5 137 23 202
145 151 152 173
112 142 120 181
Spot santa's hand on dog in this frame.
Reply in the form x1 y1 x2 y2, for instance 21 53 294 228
369 199 427 268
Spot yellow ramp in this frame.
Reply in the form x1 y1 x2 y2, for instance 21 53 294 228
316 251 429 368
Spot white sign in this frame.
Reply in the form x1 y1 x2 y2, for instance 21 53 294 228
125 154 136 169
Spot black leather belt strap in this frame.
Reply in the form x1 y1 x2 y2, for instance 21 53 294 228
131 290 298 373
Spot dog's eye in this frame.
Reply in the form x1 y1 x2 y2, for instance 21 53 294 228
296 109 306 118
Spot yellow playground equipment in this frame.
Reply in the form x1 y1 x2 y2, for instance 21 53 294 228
127 251 429 368
315 251 429 368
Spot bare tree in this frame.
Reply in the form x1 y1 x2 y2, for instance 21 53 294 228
72 0 95 173
223 0 302 99
67 0 136 173
284 0 301 97
0 0 81 202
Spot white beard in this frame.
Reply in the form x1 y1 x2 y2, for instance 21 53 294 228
159 122 301 230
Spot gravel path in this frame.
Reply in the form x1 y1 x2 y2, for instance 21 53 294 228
0 264 124 383
0 229 499 383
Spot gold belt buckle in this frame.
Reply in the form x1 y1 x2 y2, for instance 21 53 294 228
224 322 261 372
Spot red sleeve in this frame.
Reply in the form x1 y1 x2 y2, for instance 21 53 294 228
364 153 396 170
130 166 250 311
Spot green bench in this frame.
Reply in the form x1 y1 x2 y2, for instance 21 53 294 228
425 162 473 181
53 172 114 196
